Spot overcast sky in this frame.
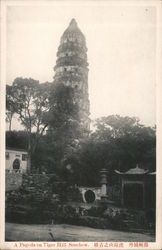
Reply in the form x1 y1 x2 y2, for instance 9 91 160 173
6 3 156 130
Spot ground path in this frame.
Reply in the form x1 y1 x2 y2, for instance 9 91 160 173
6 223 155 242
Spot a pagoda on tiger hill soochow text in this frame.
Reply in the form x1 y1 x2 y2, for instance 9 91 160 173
53 18 90 136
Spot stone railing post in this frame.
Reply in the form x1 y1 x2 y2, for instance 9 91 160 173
100 168 108 201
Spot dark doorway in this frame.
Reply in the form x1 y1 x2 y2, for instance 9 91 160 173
123 183 143 209
84 190 96 203
13 159 20 170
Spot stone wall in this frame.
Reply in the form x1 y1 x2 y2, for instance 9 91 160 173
6 172 23 191
79 187 101 203
6 173 54 192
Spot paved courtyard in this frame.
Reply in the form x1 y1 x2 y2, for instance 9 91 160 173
6 223 155 242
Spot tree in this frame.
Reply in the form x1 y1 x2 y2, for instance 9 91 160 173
67 115 156 186
6 78 51 171
31 81 52 153
93 115 156 172
6 130 28 150
6 85 17 131
47 82 82 169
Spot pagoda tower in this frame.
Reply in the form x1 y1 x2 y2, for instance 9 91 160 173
53 18 90 134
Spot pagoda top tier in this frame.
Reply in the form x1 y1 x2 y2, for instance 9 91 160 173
68 18 78 29
61 18 86 44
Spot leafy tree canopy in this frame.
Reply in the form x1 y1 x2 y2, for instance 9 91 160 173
65 115 156 186
6 77 52 171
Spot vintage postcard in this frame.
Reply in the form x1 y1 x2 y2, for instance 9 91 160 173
0 0 162 249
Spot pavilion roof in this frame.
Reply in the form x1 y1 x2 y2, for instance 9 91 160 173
148 171 156 175
115 165 149 175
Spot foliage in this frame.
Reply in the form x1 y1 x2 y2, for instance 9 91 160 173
6 85 17 131
65 115 156 186
6 130 28 150
6 79 156 178
93 115 156 172
46 82 82 169
6 114 156 180
6 78 51 133
6 78 52 171
48 82 80 134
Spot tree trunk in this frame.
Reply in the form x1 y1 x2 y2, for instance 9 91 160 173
27 151 31 173
9 120 12 131
31 124 48 155
27 133 31 173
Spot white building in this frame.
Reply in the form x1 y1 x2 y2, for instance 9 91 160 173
6 147 28 173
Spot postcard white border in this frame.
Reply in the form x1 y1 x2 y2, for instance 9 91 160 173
0 0 162 249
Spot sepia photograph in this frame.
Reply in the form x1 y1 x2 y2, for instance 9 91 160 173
0 0 162 249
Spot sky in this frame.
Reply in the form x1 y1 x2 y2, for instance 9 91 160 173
6 2 156 130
